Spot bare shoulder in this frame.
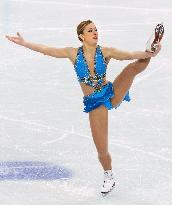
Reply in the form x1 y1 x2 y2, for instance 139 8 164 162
67 47 78 55
67 47 80 65
100 46 112 64
100 46 116 59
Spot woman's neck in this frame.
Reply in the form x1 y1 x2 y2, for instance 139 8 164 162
82 43 97 55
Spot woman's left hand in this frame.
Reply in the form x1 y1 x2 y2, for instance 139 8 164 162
147 42 162 57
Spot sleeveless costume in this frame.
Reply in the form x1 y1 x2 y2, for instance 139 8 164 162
74 45 130 113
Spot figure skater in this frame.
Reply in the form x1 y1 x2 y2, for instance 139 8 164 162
5 20 163 195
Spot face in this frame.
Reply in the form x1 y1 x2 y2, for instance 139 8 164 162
80 23 98 45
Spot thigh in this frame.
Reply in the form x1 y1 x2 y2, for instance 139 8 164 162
89 105 109 154
111 64 135 105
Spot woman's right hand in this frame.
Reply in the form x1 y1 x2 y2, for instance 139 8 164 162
5 32 25 46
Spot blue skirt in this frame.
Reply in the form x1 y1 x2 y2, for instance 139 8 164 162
83 82 131 113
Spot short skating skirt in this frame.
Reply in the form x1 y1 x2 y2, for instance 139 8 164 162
83 81 131 113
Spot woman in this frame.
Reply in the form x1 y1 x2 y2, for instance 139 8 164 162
5 20 162 195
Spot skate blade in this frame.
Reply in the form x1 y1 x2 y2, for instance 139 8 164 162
146 22 164 52
101 182 115 197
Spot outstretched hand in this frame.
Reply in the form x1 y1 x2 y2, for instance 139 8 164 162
5 32 25 46
147 42 162 57
152 42 162 56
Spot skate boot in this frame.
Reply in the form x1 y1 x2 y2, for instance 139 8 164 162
101 170 115 196
146 22 164 52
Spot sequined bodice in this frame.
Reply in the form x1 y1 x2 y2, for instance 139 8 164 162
74 45 107 91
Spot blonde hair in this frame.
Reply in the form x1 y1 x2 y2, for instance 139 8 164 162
77 20 93 42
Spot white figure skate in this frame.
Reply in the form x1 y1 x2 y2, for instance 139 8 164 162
101 170 115 196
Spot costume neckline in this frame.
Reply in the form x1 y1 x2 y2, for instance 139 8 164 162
81 45 99 79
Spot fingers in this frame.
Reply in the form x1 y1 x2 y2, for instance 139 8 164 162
5 32 21 39
6 37 15 43
5 32 23 44
152 43 161 56
157 41 161 46
147 42 161 57
5 36 17 44
156 42 161 51
5 35 12 41
17 32 21 37
5 36 13 41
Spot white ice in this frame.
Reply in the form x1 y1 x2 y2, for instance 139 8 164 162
0 0 172 204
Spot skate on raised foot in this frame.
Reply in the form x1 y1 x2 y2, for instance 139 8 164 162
101 170 115 196
146 22 164 53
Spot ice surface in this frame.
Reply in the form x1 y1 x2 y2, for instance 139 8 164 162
0 0 172 204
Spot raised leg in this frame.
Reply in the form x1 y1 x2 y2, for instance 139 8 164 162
110 58 151 106
89 105 112 171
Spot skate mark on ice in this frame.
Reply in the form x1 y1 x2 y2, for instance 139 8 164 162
110 140 172 163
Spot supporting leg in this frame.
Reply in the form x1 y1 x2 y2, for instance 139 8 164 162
89 105 112 171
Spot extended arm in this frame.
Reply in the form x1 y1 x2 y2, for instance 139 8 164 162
104 44 161 61
5 32 73 58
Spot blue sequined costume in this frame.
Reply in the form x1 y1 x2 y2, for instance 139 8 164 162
74 45 130 113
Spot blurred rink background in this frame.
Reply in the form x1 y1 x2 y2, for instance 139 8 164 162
0 0 172 204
